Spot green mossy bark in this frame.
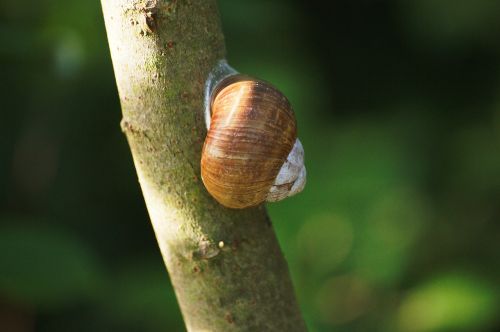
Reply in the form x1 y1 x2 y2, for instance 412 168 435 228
101 0 307 331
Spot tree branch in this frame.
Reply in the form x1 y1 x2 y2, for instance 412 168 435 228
101 0 306 330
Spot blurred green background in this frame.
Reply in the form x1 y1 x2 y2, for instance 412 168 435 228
1 0 499 331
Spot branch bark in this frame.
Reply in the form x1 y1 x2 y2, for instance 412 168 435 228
100 0 306 330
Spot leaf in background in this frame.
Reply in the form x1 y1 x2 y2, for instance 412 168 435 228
400 0 500 50
0 223 103 309
398 272 498 332
97 260 183 332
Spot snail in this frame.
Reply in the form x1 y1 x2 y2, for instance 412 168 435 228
201 60 306 209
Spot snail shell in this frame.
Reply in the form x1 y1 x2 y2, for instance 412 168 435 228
201 75 306 209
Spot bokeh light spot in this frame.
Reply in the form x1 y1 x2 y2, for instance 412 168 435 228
297 214 354 276
398 273 498 332
314 274 373 325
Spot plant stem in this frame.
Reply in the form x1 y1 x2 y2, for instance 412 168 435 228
100 0 306 330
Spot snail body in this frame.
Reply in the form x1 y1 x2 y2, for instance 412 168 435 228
201 63 306 209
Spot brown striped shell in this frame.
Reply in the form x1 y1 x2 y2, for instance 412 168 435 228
201 75 297 209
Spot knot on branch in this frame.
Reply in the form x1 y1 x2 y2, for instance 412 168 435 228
120 118 147 136
192 240 220 260
125 0 177 36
